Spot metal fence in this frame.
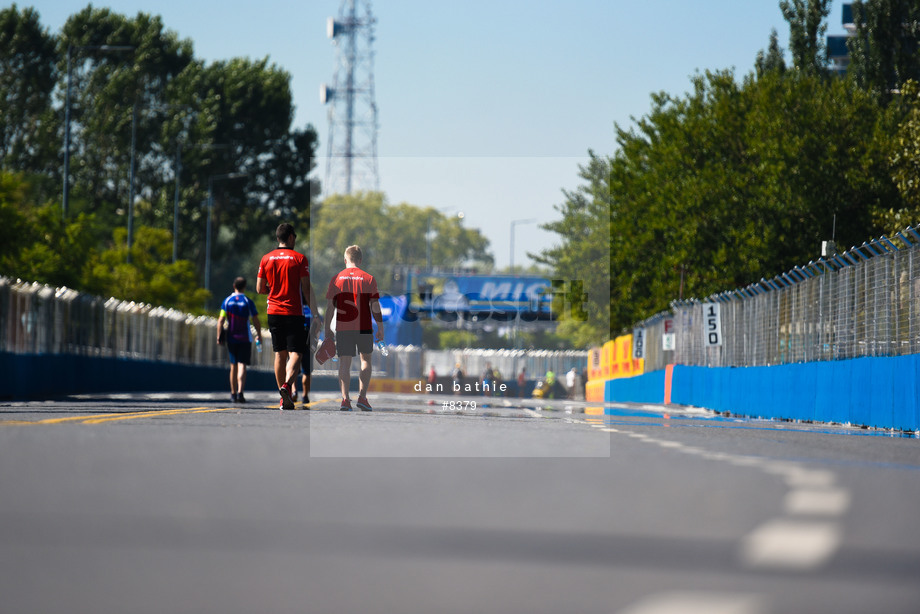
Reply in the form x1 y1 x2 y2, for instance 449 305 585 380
0 277 235 367
0 276 582 381
424 348 587 382
637 227 920 371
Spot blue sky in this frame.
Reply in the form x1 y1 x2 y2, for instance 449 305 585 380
37 0 852 270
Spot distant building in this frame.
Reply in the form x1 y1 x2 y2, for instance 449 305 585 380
827 3 855 75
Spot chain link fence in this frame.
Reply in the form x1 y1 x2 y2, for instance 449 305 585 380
0 277 234 367
637 229 920 371
0 276 582 382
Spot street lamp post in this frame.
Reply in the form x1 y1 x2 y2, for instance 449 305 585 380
127 97 138 261
172 140 226 263
510 218 536 275
510 218 536 348
62 43 134 220
173 140 181 262
205 172 247 297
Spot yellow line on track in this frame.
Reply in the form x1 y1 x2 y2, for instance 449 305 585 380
1 398 337 426
82 407 235 424
0 406 235 426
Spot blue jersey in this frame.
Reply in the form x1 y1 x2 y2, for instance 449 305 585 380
220 292 258 343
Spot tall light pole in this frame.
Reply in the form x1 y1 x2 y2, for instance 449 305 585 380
173 140 182 262
62 43 134 220
172 140 226 263
426 207 464 272
509 218 536 348
127 97 138 262
205 172 247 298
510 218 536 275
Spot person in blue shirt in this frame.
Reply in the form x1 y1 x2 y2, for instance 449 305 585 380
217 276 263 403
293 300 320 406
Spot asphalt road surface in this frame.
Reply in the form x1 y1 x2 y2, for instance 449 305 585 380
1 391 918 614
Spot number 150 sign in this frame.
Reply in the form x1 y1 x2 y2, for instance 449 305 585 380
702 302 722 347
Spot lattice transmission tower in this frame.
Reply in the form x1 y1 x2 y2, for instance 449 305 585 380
321 0 379 196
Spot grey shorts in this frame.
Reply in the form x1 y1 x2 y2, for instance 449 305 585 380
335 329 374 357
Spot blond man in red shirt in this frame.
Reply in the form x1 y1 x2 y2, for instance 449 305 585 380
324 245 384 411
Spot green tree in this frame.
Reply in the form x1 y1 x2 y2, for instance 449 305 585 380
0 171 102 288
82 226 209 311
0 171 32 269
55 7 317 302
887 79 920 226
0 5 58 174
0 7 319 315
58 7 195 225
191 58 316 291
535 152 611 347
780 0 832 74
310 192 493 296
755 29 788 77
849 0 920 104
598 68 899 332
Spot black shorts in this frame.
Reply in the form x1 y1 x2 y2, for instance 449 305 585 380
227 341 252 365
335 329 374 357
267 314 307 354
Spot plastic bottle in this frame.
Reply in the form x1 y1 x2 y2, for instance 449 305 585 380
376 341 389 357
255 339 262 353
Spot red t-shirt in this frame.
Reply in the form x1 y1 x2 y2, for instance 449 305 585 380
257 248 309 316
326 266 379 331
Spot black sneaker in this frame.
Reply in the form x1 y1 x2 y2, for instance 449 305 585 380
231 393 238 403
237 392 246 404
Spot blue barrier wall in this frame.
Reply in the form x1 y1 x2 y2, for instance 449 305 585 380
0 352 346 400
660 355 919 431
600 355 920 431
605 369 666 404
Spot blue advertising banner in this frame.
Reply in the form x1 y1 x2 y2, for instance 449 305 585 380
430 275 553 315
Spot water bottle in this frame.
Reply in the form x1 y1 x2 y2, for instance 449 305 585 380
255 339 262 353
376 341 389 357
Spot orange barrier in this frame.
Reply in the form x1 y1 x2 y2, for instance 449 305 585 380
585 378 605 402
585 334 645 401
664 364 674 404
368 378 419 394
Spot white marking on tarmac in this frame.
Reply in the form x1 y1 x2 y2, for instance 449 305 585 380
782 468 837 489
741 519 841 570
616 591 767 614
784 488 851 516
567 412 850 573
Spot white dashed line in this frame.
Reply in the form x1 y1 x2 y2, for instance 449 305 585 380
616 591 767 614
570 411 851 574
784 488 851 516
781 468 837 489
740 519 841 570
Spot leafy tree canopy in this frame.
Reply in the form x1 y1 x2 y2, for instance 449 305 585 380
309 192 493 297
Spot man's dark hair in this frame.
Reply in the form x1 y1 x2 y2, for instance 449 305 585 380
233 276 246 291
276 223 296 243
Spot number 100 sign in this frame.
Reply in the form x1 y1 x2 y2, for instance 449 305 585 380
702 302 722 347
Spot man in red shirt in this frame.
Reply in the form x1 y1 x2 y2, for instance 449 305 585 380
324 245 384 411
256 223 316 410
